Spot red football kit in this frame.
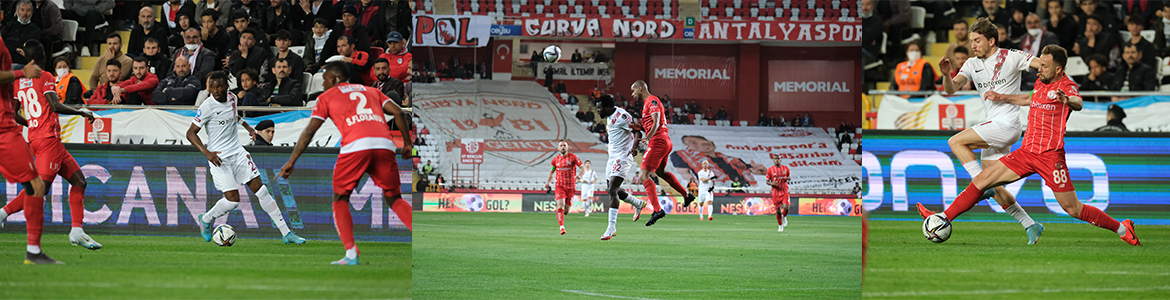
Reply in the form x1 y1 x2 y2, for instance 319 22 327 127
636 94 689 211
550 153 582 200
767 165 791 205
0 38 44 249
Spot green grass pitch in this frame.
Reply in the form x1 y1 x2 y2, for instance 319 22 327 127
864 212 1170 299
0 233 410 299
412 211 861 299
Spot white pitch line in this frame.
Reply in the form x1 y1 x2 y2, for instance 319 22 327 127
867 268 1170 276
0 281 406 294
585 287 859 292
562 290 661 300
865 285 1170 297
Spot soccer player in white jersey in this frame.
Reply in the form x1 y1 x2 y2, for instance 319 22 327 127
186 71 306 245
579 160 597 217
929 17 1045 244
595 95 647 240
696 160 716 221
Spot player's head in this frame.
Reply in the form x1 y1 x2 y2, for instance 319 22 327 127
132 56 149 79
630 80 649 100
21 39 44 69
557 140 568 154
1038 44 1067 83
596 94 616 118
701 160 709 170
322 61 351 90
583 160 591 168
968 17 998 59
105 59 122 83
207 70 230 102
772 154 782 166
681 135 716 154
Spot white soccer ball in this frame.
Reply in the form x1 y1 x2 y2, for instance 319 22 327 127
543 45 562 63
922 213 952 243
212 224 237 246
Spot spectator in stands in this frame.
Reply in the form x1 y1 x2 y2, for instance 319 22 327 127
1124 15 1158 68
333 35 372 84
30 0 62 54
264 30 304 83
589 87 601 104
946 20 971 62
109 57 160 105
1081 54 1115 95
1020 13 1060 90
88 33 133 93
716 106 727 120
231 68 263 106
530 50 541 74
355 0 384 48
571 49 583 63
168 13 198 48
996 25 1017 49
1046 0 1078 51
773 114 786 127
705 107 712 120
861 0 883 67
1113 44 1158 91
376 32 411 89
264 0 303 40
259 58 304 107
938 46 974 91
890 43 936 95
372 58 406 105
576 109 587 122
875 0 910 62
226 28 272 79
53 57 86 105
593 51 606 63
556 81 567 94
304 18 330 72
416 174 429 192
130 7 170 58
152 58 201 105
316 5 370 70
1155 5 1170 57
803 113 812 127
63 0 114 55
689 101 699 114
234 0 267 29
1075 0 1120 43
792 115 803 127
543 65 554 91
253 120 275 146
200 10 231 65
388 0 411 38
584 108 595 122
194 0 231 29
141 38 171 77
853 183 862 196
757 113 767 126
226 10 267 55
422 160 434 176
174 28 217 80
299 0 338 32
4 0 41 66
87 60 127 104
1094 104 1130 132
163 0 197 33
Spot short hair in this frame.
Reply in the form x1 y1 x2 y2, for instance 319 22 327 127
1088 54 1109 67
1049 0 1063 7
240 68 260 82
313 17 329 28
1125 15 1145 26
106 59 122 68
373 57 390 66
953 46 969 55
584 160 591 164
207 70 229 84
337 35 353 45
132 56 149 64
323 61 351 82
232 9 248 21
968 17 999 44
185 27 199 35
144 37 159 45
953 19 968 28
273 57 290 66
15 0 31 10
52 56 70 68
241 28 258 38
201 9 218 21
1041 44 1068 69
598 94 614 107
274 30 291 41
21 40 43 66
1086 14 1104 25
107 32 122 43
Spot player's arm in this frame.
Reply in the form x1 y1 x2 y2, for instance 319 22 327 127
545 166 556 189
46 93 95 122
11 98 26 126
1056 89 1083 111
644 111 661 138
939 57 968 95
383 92 413 158
0 64 42 85
186 123 223 167
279 118 325 178
984 91 1033 106
239 118 257 139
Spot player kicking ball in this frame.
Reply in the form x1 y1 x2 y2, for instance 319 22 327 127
545 141 582 235
696 161 716 221
595 95 647 240
579 160 597 217
187 71 306 246
925 45 1139 246
280 62 414 265
0 40 102 250
927 17 1045 244
630 80 693 226
766 155 790 231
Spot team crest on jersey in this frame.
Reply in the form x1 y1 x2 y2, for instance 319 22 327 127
397 58 403 64
19 79 32 89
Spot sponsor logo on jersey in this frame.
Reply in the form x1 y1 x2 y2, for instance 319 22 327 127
975 78 1010 90
1030 101 1057 111
339 84 367 93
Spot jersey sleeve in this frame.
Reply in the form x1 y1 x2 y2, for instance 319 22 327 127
956 57 973 80
310 92 330 121
41 74 57 96
192 102 212 128
1014 50 1035 71
1062 78 1080 98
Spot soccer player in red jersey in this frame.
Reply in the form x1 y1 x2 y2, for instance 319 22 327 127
630 80 693 227
765 155 791 232
544 141 582 235
923 45 1140 246
279 62 414 265
0 40 101 251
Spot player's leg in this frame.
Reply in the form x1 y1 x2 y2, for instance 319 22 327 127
246 176 305 244
198 161 241 241
602 178 622 239
62 156 102 250
781 200 790 227
556 196 567 234
706 200 714 220
328 152 372 264
22 177 60 263
947 128 991 175
774 198 784 232
981 158 1044 244
1054 191 1138 245
332 192 361 265
366 149 411 231
651 139 693 205
941 157 1024 222
582 188 591 217
638 165 661 212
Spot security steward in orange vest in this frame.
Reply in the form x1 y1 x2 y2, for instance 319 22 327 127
52 57 87 104
890 43 937 98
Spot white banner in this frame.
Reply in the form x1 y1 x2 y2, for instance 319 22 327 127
665 126 860 194
875 94 1170 131
536 62 612 80
412 15 491 47
53 109 344 147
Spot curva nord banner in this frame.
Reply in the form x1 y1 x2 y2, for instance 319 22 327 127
413 14 492 47
648 55 737 101
522 17 682 39
767 59 856 112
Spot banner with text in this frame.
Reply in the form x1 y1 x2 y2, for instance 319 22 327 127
648 56 737 101
875 94 1170 132
767 59 857 111
521 17 682 39
693 21 861 42
413 14 492 47
421 193 522 212
52 109 351 147
536 62 612 80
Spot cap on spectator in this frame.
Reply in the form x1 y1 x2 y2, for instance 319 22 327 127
386 31 403 42
1108 104 1126 119
256 120 275 131
343 4 359 17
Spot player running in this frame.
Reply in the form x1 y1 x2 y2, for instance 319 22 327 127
696 160 716 221
279 62 414 265
187 71 306 246
595 95 647 240
545 141 582 235
766 155 791 232
928 17 1045 244
929 45 1139 246
0 40 101 250
578 160 598 217
631 80 693 226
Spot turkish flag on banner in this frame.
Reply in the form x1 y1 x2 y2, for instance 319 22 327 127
492 39 512 74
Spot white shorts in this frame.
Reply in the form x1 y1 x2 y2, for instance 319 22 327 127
970 118 1021 161
606 155 634 179
209 152 260 192
580 184 594 198
698 190 713 202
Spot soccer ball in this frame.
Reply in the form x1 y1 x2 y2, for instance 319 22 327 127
212 224 237 247
542 45 561 63
922 213 952 243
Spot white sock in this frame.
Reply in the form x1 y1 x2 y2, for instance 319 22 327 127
1002 202 1035 228
256 186 291 236
962 161 982 177
782 216 787 227
27 245 40 254
608 208 618 229
621 193 644 208
345 247 358 259
70 227 84 236
0 209 7 221
1117 223 1127 236
706 203 713 218
203 198 239 223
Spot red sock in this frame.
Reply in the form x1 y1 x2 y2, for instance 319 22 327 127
556 208 564 226
943 184 982 221
25 193 44 247
642 179 662 211
776 211 783 225
69 185 85 228
660 172 688 198
782 208 789 218
4 193 25 215
388 194 412 231
1077 205 1121 232
332 200 356 251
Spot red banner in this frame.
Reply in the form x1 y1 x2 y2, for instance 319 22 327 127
939 104 966 130
695 21 861 42
521 17 682 39
492 39 512 75
798 198 862 216
767 60 855 112
85 117 112 144
460 139 484 164
648 55 736 100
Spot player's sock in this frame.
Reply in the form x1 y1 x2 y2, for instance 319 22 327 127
782 215 787 227
557 208 564 226
203 198 239 223
1076 205 1122 234
69 185 85 228
942 184 983 221
706 204 714 219
255 186 291 236
608 207 618 229
776 211 783 225
641 179 661 211
620 193 644 208
27 245 40 254
1116 222 1128 237
333 200 357 252
388 195 413 231
1002 202 1036 228
345 247 358 260
70 226 84 236
3 193 24 215
660 172 688 197
962 161 982 177
25 194 44 252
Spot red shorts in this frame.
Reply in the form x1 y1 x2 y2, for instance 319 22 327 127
0 130 37 183
999 149 1075 193
334 149 401 197
554 184 575 201
30 138 81 181
771 192 790 205
640 136 672 171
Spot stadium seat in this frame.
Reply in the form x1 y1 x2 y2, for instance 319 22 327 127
289 46 306 58
1065 57 1089 77
909 6 925 29
302 72 313 94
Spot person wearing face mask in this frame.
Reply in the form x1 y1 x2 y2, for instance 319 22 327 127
1020 13 1059 90
890 43 937 97
2 0 42 66
52 57 86 105
1153 5 1170 57
129 6 171 58
172 27 218 81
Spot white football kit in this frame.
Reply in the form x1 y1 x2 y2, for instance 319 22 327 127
696 169 714 202
193 93 260 192
957 48 1035 160
606 107 636 179
580 169 597 198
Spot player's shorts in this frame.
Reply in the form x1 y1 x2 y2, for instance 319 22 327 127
334 149 401 197
0 130 37 183
999 149 1075 193
209 152 260 192
970 118 1022 161
606 155 634 179
698 190 713 202
580 185 594 198
641 136 672 171
29 138 81 181
771 191 790 205
554 184 575 200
